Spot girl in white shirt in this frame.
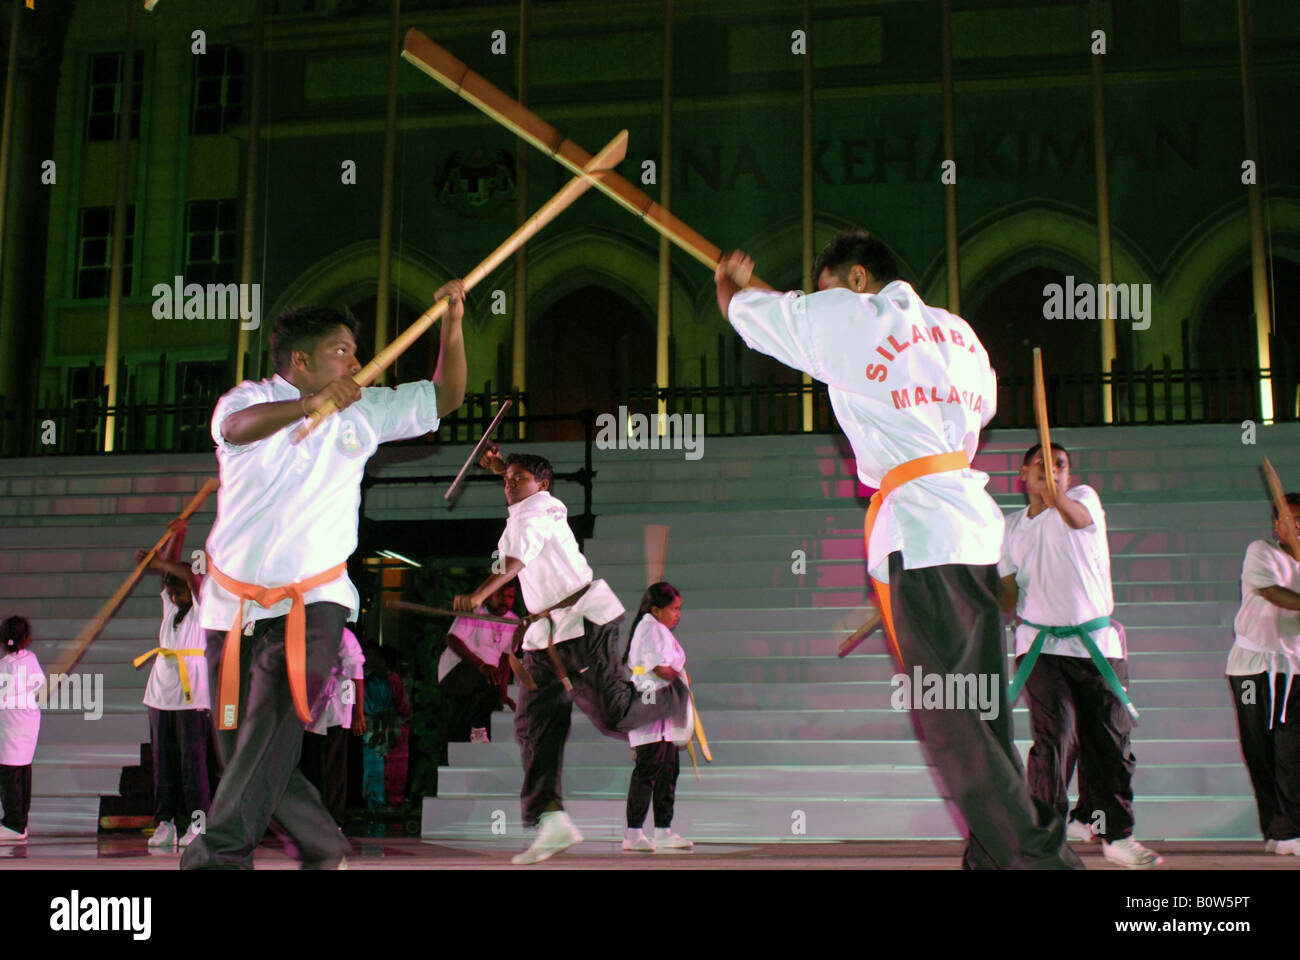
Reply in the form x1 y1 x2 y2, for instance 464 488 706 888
622 582 693 853
1227 492 1300 855
0 616 40 842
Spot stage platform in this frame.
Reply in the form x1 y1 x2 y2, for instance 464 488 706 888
1 836 1297 870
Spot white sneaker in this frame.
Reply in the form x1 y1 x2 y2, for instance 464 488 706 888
622 828 655 852
653 827 693 850
1102 836 1163 869
0 824 27 843
511 810 583 865
1266 838 1278 854
1273 838 1300 856
469 727 490 743
179 821 203 848
1066 819 1097 843
147 821 177 847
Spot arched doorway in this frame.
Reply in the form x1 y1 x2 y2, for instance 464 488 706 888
528 285 654 441
969 266 1103 427
1195 260 1300 422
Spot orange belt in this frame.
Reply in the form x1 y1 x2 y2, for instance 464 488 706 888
864 451 971 666
208 561 348 731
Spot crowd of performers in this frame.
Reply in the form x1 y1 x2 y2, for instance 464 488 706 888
1 230 1297 870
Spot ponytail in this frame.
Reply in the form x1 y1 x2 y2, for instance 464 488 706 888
624 581 681 664
1 616 31 653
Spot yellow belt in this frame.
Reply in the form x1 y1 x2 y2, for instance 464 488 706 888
134 647 206 705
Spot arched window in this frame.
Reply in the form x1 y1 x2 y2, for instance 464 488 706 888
528 285 655 441
1195 259 1299 422
968 266 1105 427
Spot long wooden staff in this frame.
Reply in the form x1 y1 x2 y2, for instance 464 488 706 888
292 129 629 442
48 477 218 678
1032 347 1057 500
1263 457 1300 558
400 30 771 290
837 608 883 658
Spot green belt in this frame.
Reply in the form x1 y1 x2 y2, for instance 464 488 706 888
1007 616 1139 723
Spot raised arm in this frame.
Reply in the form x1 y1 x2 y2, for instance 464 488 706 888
431 279 467 417
135 547 201 596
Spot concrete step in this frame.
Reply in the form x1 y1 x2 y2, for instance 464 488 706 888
21 796 104 836
36 712 148 744
420 795 1261 842
540 706 1238 743
448 737 1250 768
437 761 1253 800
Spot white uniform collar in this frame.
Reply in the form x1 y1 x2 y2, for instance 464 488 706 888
270 372 302 400
508 489 561 518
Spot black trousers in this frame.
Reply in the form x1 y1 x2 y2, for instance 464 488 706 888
0 763 31 833
148 706 212 826
514 616 687 827
1229 672 1300 840
300 725 351 828
180 602 351 870
626 740 680 829
887 553 1082 870
441 659 500 742
1020 652 1136 841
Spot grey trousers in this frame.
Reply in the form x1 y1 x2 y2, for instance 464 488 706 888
886 553 1083 870
179 602 350 870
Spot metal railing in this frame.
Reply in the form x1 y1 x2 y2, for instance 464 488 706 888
2 366 1294 459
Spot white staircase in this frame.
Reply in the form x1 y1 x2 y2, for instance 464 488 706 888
0 423 1293 842
417 425 1298 843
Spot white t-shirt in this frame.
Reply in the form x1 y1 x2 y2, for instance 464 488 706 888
626 617 688 749
998 485 1121 659
306 627 365 735
143 588 210 711
438 606 519 681
0 648 41 765
497 491 624 649
1228 540 1300 675
728 281 1003 583
201 373 440 631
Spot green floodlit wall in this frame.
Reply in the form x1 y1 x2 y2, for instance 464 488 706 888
14 0 1300 412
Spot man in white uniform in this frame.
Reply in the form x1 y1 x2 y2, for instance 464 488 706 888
999 442 1161 868
1226 492 1300 854
714 229 1079 869
455 452 690 865
182 285 465 870
440 582 519 743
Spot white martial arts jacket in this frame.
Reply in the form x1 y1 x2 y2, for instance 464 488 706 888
728 281 1003 582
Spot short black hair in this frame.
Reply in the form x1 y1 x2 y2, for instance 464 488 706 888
1271 492 1300 521
1 615 31 653
1023 442 1070 466
164 573 189 593
813 229 900 287
506 453 553 487
269 305 361 375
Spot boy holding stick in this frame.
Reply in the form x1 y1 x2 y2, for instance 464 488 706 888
182 283 465 870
